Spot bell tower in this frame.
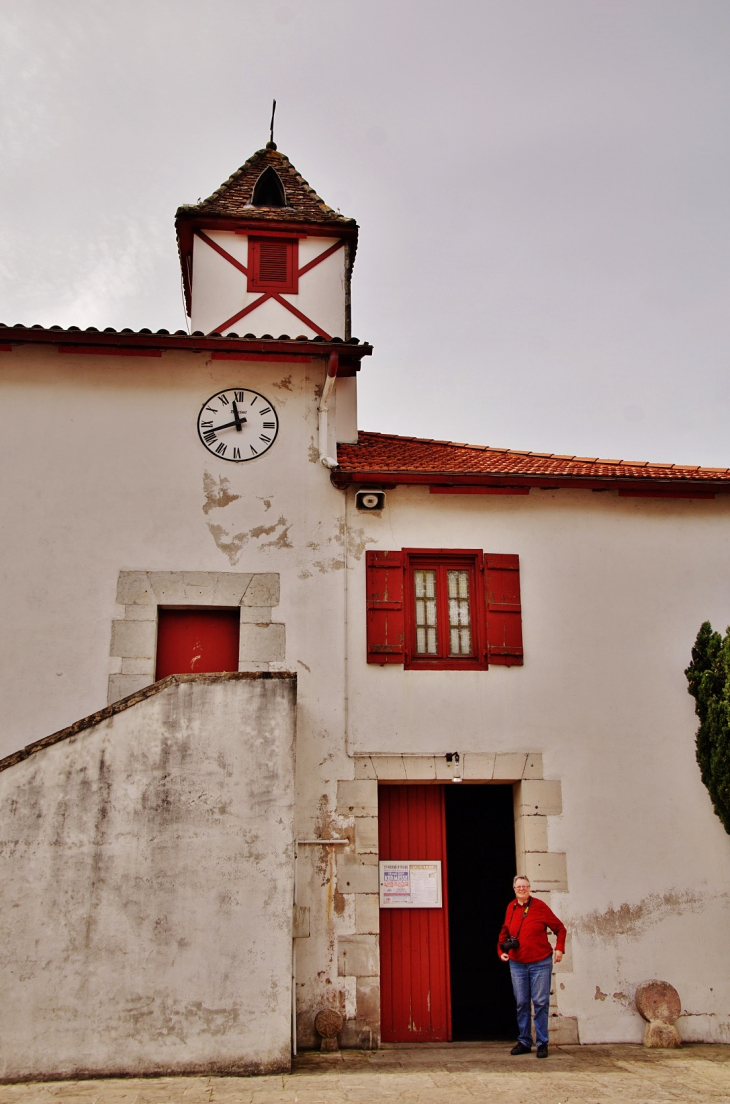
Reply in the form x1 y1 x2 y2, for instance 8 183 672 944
176 143 358 340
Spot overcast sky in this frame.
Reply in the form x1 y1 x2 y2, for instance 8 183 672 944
1 1 729 465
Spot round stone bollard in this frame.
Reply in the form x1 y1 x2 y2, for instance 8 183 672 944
314 1008 344 1052
635 980 682 1048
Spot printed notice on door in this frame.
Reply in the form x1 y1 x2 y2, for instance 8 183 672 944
379 860 443 908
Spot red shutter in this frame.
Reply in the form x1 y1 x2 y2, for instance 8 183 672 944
258 240 289 283
484 553 523 666
247 238 298 293
366 550 405 664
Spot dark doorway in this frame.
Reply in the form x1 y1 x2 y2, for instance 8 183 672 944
444 784 517 1040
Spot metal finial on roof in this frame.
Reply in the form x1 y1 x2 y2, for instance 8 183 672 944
266 99 277 150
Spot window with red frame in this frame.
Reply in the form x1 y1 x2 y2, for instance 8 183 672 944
365 549 523 671
247 238 298 294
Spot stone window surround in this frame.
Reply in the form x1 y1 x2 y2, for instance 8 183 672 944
332 753 578 1049
108 570 285 705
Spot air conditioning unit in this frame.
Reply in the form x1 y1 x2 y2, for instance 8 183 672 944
356 489 386 512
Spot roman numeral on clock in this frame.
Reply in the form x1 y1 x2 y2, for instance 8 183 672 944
217 394 230 405
250 444 258 456
201 420 213 427
259 434 272 444
234 391 245 402
259 406 271 415
203 430 217 444
233 447 241 460
263 422 276 429
215 442 227 456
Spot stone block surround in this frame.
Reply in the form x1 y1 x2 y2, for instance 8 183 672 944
334 753 577 1048
108 570 284 705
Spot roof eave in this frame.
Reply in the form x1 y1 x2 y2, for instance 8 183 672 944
330 469 729 495
0 326 373 365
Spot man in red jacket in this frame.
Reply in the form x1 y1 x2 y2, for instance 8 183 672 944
498 874 567 1058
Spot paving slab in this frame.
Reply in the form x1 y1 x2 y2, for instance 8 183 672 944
1 1044 730 1104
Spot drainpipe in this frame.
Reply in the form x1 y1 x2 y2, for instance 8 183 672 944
318 352 339 468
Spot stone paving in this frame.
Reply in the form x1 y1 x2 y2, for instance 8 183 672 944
1 1043 730 1104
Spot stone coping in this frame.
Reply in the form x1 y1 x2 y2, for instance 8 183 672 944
0 670 297 775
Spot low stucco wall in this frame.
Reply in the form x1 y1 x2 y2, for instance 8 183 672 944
0 672 296 1081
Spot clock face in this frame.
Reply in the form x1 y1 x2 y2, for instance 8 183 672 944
197 388 279 463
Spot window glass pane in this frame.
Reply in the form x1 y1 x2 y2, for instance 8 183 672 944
447 570 472 655
414 570 438 654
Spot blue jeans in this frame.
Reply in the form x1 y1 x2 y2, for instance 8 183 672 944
509 954 553 1048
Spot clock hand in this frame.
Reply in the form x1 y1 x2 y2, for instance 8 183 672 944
232 401 243 432
212 416 248 432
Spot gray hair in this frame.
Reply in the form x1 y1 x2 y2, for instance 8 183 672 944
513 874 530 887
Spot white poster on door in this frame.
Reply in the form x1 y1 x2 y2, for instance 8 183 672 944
379 860 443 908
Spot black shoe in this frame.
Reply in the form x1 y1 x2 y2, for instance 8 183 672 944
510 1042 532 1055
536 1043 549 1058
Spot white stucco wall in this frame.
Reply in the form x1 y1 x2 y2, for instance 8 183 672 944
0 673 297 1079
0 343 360 1058
2 340 730 1053
342 485 730 1044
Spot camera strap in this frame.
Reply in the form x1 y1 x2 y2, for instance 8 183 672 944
510 899 531 938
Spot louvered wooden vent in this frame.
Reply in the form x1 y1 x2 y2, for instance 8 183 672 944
259 241 288 283
248 237 298 294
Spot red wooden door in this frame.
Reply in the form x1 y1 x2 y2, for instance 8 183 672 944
155 609 240 680
379 785 452 1042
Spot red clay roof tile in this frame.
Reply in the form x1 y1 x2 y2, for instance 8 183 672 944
335 431 730 486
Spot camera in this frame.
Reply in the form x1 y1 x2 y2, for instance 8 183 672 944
500 936 520 952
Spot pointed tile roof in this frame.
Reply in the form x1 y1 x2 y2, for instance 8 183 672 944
176 145 356 228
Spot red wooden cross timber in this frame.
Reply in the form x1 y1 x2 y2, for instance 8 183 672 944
195 230 344 339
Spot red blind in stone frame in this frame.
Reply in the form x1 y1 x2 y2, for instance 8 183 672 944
379 785 452 1043
155 609 240 680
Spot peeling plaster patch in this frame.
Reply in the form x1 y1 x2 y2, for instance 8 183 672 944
258 497 273 512
308 439 320 465
313 559 345 573
249 518 286 541
298 660 311 673
298 569 313 580
574 889 710 940
261 523 293 551
206 524 249 565
346 524 377 562
207 516 291 565
302 520 376 575
202 472 241 515
595 987 607 1001
272 375 293 392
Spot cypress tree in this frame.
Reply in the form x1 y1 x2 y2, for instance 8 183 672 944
685 621 730 834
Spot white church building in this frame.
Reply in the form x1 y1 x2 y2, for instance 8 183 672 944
1 139 730 1080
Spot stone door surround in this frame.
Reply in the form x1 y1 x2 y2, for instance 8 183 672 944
109 570 284 705
332 753 577 1048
